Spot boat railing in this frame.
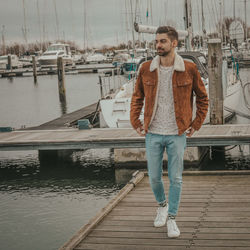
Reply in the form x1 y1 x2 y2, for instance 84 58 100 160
98 69 125 99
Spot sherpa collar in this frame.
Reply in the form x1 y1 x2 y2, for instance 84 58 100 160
149 52 185 72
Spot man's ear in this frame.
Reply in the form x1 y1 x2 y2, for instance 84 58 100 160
172 39 178 48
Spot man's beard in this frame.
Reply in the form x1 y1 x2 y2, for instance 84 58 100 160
157 49 170 57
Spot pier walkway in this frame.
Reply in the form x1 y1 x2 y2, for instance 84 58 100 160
0 124 250 151
27 102 98 130
60 171 250 250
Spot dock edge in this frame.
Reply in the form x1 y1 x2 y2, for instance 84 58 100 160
59 170 144 250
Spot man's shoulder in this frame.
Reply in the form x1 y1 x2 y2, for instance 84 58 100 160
183 60 196 69
183 60 198 75
138 59 152 73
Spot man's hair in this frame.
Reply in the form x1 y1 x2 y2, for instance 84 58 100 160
156 26 178 41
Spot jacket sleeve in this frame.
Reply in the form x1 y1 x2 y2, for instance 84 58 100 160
191 65 209 130
130 66 145 130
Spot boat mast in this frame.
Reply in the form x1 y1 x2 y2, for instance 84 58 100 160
201 0 206 49
83 0 88 51
42 0 47 48
22 0 28 45
129 0 136 56
53 0 60 41
219 0 223 40
36 0 42 50
1 25 6 55
244 0 247 42
124 0 129 47
184 0 193 50
70 0 75 41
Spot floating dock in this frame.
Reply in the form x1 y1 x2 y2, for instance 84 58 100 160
60 171 250 250
0 124 250 151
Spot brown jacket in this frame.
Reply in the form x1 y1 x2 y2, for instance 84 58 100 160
130 53 209 135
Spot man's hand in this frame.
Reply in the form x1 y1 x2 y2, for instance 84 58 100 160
136 125 146 137
185 126 195 137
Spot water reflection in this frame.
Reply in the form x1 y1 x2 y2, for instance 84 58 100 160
59 94 67 115
200 145 250 171
0 149 126 196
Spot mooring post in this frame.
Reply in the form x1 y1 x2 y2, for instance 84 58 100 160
99 75 104 99
32 55 37 83
57 56 66 101
208 38 224 125
7 55 12 70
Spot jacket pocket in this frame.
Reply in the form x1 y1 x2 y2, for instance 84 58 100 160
144 80 156 86
177 80 192 87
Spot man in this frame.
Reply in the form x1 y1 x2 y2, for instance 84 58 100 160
130 26 208 238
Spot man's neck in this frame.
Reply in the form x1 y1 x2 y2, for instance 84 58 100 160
160 50 175 67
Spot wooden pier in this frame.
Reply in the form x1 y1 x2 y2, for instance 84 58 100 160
0 124 250 151
60 171 250 250
0 64 116 77
27 102 99 130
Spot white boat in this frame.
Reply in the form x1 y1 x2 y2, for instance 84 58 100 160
0 55 23 70
100 52 241 128
112 53 131 67
85 53 107 64
38 44 73 67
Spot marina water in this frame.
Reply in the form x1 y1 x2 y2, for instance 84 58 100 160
0 69 250 250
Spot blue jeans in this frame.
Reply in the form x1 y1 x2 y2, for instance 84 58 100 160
145 133 186 216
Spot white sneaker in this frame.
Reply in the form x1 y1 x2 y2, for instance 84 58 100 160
153 204 168 227
167 219 180 238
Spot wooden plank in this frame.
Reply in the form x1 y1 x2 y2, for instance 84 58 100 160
202 217 250 222
59 171 144 250
114 205 205 211
75 244 188 250
111 209 203 217
97 220 198 228
123 197 210 203
190 247 248 250
192 240 250 247
94 225 195 233
195 233 250 240
104 215 201 222
206 207 250 212
88 230 193 239
81 237 190 246
118 201 207 207
199 228 250 233
205 211 250 216
126 194 212 199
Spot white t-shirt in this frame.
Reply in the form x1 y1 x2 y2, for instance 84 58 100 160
148 65 178 135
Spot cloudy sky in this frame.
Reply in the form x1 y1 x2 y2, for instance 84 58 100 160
0 0 249 48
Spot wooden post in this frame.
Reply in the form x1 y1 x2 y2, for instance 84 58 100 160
208 38 224 125
57 57 66 102
7 55 12 70
32 55 37 83
99 75 104 99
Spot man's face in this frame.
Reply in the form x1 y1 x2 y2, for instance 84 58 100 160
155 33 177 57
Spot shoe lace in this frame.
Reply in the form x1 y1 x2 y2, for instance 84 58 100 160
155 207 165 221
169 219 178 231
